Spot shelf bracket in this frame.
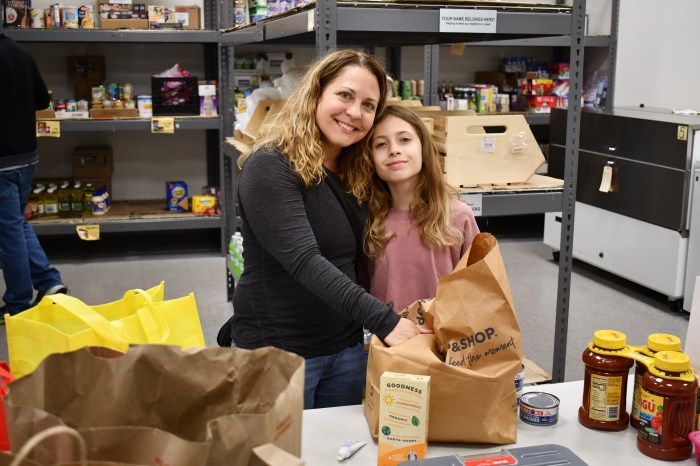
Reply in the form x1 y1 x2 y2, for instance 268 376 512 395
315 0 337 56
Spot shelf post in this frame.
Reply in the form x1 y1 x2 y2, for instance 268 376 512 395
423 45 439 106
605 0 619 110
552 0 586 383
315 0 337 56
221 44 236 252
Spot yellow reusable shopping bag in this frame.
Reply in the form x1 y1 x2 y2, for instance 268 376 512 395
5 283 205 378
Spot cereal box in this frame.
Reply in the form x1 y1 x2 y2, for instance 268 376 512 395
378 372 430 466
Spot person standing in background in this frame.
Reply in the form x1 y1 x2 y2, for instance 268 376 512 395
0 32 67 319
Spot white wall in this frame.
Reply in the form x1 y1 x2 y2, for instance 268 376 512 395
615 0 700 109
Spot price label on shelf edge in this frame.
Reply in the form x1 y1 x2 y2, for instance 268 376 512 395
36 120 61 138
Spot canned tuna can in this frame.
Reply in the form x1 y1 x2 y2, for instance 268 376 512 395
514 363 525 403
519 392 560 426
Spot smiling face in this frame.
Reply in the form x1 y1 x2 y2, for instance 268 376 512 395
315 65 380 161
371 115 423 192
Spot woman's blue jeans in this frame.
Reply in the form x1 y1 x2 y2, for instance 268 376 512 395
0 164 62 314
303 342 365 410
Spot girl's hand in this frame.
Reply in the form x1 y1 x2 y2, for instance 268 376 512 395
383 318 433 346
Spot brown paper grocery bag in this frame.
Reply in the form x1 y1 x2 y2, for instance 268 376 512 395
250 444 304 466
364 233 522 444
430 233 521 373
5 345 305 466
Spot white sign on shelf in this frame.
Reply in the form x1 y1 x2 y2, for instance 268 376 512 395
439 9 497 33
462 194 483 217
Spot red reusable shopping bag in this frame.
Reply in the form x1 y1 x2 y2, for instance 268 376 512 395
0 361 15 451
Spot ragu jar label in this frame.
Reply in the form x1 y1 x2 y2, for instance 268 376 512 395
638 389 664 445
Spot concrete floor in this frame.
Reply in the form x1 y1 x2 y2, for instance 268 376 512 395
0 217 691 382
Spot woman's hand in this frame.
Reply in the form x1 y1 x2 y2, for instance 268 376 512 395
383 318 433 346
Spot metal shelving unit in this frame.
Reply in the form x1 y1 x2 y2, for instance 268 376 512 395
1 28 218 42
2 6 226 245
217 1 586 245
32 216 222 235
461 189 564 217
45 117 220 132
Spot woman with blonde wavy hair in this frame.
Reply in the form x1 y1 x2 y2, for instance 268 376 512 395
359 105 479 312
227 50 430 410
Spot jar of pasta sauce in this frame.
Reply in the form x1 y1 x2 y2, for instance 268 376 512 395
630 333 682 429
637 351 697 461
578 330 634 431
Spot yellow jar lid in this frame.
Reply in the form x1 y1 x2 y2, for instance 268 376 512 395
654 351 690 373
647 333 682 352
593 330 627 350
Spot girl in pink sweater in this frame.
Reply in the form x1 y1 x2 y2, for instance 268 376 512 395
353 105 480 312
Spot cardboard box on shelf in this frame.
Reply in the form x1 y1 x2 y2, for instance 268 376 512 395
73 146 113 178
3 0 30 28
147 5 175 28
89 108 139 118
439 114 545 188
525 95 557 113
98 0 148 29
175 5 200 29
66 56 105 82
410 108 477 153
235 99 285 148
474 71 518 92
166 181 188 212
78 5 95 28
35 109 56 119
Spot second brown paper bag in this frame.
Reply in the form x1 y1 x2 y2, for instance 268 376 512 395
5 345 304 466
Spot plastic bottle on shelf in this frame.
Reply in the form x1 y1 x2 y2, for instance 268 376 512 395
578 329 634 431
57 181 72 218
91 187 110 216
34 185 46 218
26 187 40 220
83 183 95 212
71 180 84 215
637 351 697 461
630 334 682 429
44 184 59 217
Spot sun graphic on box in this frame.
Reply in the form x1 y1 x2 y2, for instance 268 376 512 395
383 396 394 406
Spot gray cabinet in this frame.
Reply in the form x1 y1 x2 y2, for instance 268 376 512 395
545 107 700 307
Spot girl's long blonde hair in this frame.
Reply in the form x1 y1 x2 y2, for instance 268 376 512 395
238 49 388 190
358 105 463 261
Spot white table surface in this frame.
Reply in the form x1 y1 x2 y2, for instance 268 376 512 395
301 380 697 465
